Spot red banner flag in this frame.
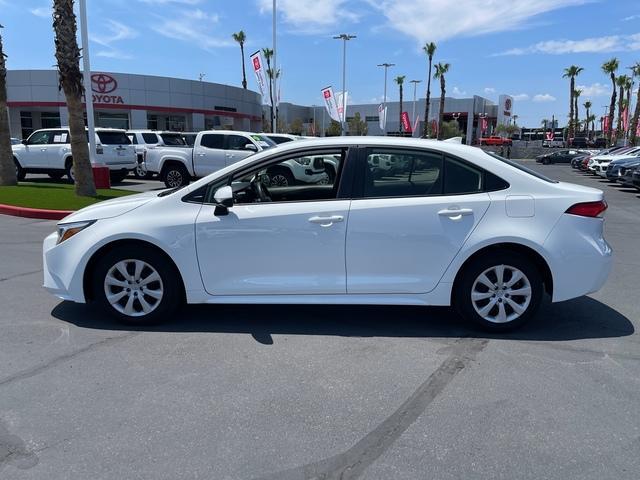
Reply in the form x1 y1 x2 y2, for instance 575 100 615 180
603 116 610 133
401 112 411 133
481 117 488 133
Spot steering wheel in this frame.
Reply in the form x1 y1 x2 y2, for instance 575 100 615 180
252 175 272 202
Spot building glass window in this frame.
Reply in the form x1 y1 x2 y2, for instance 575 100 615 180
166 115 186 131
147 115 158 130
41 111 61 129
20 111 33 140
96 112 129 129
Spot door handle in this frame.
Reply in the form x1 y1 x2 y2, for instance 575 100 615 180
196 153 205 157
40 148 48 151
438 207 473 218
308 215 344 226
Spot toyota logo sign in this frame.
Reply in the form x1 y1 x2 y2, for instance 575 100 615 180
505 98 512 111
91 73 118 94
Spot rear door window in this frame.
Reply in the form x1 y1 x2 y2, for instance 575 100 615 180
200 134 225 149
97 131 131 145
50 131 70 144
160 133 186 146
141 133 159 144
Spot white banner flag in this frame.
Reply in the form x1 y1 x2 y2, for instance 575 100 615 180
321 86 341 122
250 50 268 102
378 103 387 130
336 91 348 123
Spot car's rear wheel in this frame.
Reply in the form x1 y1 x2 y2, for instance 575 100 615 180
65 160 75 183
454 252 543 331
110 170 128 184
162 164 190 188
93 246 181 324
266 167 294 187
14 159 25 181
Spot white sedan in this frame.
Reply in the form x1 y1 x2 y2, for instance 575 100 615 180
43 137 612 331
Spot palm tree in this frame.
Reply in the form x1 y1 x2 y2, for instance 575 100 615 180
395 75 405 133
583 100 592 136
266 67 280 131
231 31 247 89
562 65 583 139
0 25 17 186
422 42 436 138
601 58 619 144
615 75 630 141
573 88 582 135
629 62 640 146
262 48 275 130
433 62 450 140
53 0 95 197
587 114 596 140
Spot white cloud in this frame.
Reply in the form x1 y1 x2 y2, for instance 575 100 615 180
511 93 529 101
494 32 640 55
484 87 496 94
452 86 467 97
152 10 233 49
623 14 640 21
365 0 588 43
533 93 556 102
139 0 202 4
577 82 610 98
29 6 49 18
96 50 134 60
91 20 137 48
258 0 360 34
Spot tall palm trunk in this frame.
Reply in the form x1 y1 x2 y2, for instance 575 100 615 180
398 83 403 133
607 73 616 144
0 26 17 186
568 77 575 138
574 96 579 134
437 75 445 140
584 106 590 135
423 55 433 138
240 43 247 89
630 87 640 146
615 83 624 142
53 0 95 197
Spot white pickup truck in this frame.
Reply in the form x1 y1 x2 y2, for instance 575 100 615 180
12 127 136 183
144 130 275 188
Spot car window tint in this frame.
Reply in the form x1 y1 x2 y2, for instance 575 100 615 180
160 133 186 146
227 135 252 150
97 131 131 145
200 134 224 149
127 134 137 145
27 131 51 145
142 133 159 144
269 136 292 144
363 149 443 198
443 156 483 194
50 131 70 144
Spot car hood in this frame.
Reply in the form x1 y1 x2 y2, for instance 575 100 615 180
59 190 157 223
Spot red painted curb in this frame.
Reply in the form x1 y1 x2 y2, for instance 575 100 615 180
0 204 73 221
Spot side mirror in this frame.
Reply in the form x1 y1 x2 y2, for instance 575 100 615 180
244 143 258 152
214 185 234 208
21 139 28 145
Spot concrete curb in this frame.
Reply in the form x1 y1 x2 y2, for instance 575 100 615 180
0 203 72 221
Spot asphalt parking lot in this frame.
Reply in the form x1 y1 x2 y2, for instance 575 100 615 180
1 163 639 479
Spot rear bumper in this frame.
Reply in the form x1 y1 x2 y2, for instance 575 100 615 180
544 214 612 302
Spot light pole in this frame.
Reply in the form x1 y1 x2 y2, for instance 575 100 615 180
377 62 395 135
311 105 316 136
410 79 421 137
79 0 96 163
334 34 356 136
272 0 277 133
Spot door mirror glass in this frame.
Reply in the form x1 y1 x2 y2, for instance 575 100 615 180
244 143 258 152
213 185 234 208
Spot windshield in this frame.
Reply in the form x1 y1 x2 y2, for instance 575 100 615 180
485 151 558 183
251 134 277 149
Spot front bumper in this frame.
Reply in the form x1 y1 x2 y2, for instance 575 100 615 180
42 231 85 302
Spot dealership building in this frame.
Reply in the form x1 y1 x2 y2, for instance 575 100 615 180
6 70 264 140
7 69 514 146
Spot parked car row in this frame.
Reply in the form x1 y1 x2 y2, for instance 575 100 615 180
568 145 640 191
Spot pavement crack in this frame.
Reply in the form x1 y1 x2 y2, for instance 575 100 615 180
0 419 39 472
0 270 43 283
254 337 488 480
0 332 138 388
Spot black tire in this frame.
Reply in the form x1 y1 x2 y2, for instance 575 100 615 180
266 166 294 186
325 165 336 183
542 158 550 165
48 171 64 180
453 251 543 332
110 170 128 184
14 158 25 181
93 245 182 325
162 163 190 188
65 160 75 183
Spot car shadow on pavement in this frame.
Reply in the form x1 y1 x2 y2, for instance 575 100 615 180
52 295 634 344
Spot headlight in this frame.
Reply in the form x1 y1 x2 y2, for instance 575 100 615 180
57 220 96 244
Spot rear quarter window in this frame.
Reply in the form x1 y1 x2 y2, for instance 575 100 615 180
485 151 558 183
142 133 159 144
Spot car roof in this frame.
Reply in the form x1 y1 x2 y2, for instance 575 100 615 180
200 130 260 135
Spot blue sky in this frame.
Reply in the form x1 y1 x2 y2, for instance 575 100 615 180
2 0 639 126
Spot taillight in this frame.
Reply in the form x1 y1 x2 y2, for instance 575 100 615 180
565 200 608 218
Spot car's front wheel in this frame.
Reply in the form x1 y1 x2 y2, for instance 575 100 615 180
93 246 182 324
454 252 543 331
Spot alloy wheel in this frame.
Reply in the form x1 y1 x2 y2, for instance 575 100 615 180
269 174 289 186
470 264 532 324
103 259 164 317
166 170 183 187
